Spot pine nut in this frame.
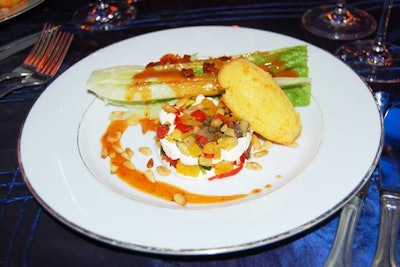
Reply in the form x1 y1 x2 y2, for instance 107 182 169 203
156 165 171 176
125 147 134 157
120 151 131 160
254 150 269 158
123 161 136 170
108 150 116 159
173 193 186 206
101 147 108 159
144 169 156 183
251 134 261 150
139 146 152 156
147 158 154 168
261 140 273 150
106 131 122 143
110 163 118 174
111 144 124 154
109 111 125 121
162 103 178 113
245 161 262 170
174 97 189 108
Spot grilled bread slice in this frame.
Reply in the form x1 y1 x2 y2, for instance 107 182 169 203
218 58 301 145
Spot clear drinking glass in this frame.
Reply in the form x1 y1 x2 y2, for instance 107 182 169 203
302 0 377 40
335 0 400 83
72 0 137 31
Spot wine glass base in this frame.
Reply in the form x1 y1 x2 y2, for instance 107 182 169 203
336 40 400 83
72 1 137 31
302 5 377 40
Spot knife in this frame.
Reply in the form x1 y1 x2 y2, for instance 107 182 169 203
324 179 371 267
371 102 400 267
324 91 389 267
0 31 40 61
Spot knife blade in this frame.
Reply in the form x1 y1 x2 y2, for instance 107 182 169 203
0 31 40 61
371 102 400 267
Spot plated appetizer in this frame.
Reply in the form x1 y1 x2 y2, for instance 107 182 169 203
91 46 310 205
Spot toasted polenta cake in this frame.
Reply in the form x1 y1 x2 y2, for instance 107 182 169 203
218 58 301 145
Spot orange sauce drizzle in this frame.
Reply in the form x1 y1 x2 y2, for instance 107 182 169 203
139 118 158 134
128 68 221 102
126 54 299 101
101 120 249 205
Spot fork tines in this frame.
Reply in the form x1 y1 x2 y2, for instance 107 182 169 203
36 31 74 77
23 23 61 70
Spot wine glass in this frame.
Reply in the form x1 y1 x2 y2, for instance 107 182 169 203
335 0 400 83
72 0 137 31
302 0 377 40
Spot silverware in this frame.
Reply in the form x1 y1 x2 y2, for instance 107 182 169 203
0 32 40 61
0 31 73 98
324 180 371 267
0 23 60 83
371 102 400 267
324 91 389 267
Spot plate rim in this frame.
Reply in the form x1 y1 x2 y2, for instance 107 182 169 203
0 0 44 23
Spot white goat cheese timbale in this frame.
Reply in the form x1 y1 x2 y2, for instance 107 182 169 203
156 95 252 180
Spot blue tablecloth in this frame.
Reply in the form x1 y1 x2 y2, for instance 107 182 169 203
0 0 399 266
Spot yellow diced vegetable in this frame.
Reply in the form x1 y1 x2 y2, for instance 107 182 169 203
166 129 182 142
214 161 234 175
188 143 202 157
176 161 201 177
202 142 221 159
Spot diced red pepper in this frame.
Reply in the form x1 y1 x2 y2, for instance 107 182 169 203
208 163 244 181
191 109 207 122
157 54 191 65
219 56 232 61
170 159 178 168
181 68 195 78
164 155 178 168
203 62 218 74
174 116 192 133
175 123 192 133
223 118 234 128
156 125 170 139
215 113 224 120
195 134 208 147
208 153 246 181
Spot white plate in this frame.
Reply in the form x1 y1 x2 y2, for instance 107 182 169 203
19 26 382 255
0 0 44 23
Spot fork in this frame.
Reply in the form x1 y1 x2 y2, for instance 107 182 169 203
0 23 61 83
0 31 73 99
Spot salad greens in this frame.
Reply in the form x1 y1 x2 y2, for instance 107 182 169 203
87 45 312 113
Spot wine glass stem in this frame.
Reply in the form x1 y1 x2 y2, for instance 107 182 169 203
369 0 393 65
375 0 392 49
330 0 354 24
334 0 347 15
96 0 107 10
